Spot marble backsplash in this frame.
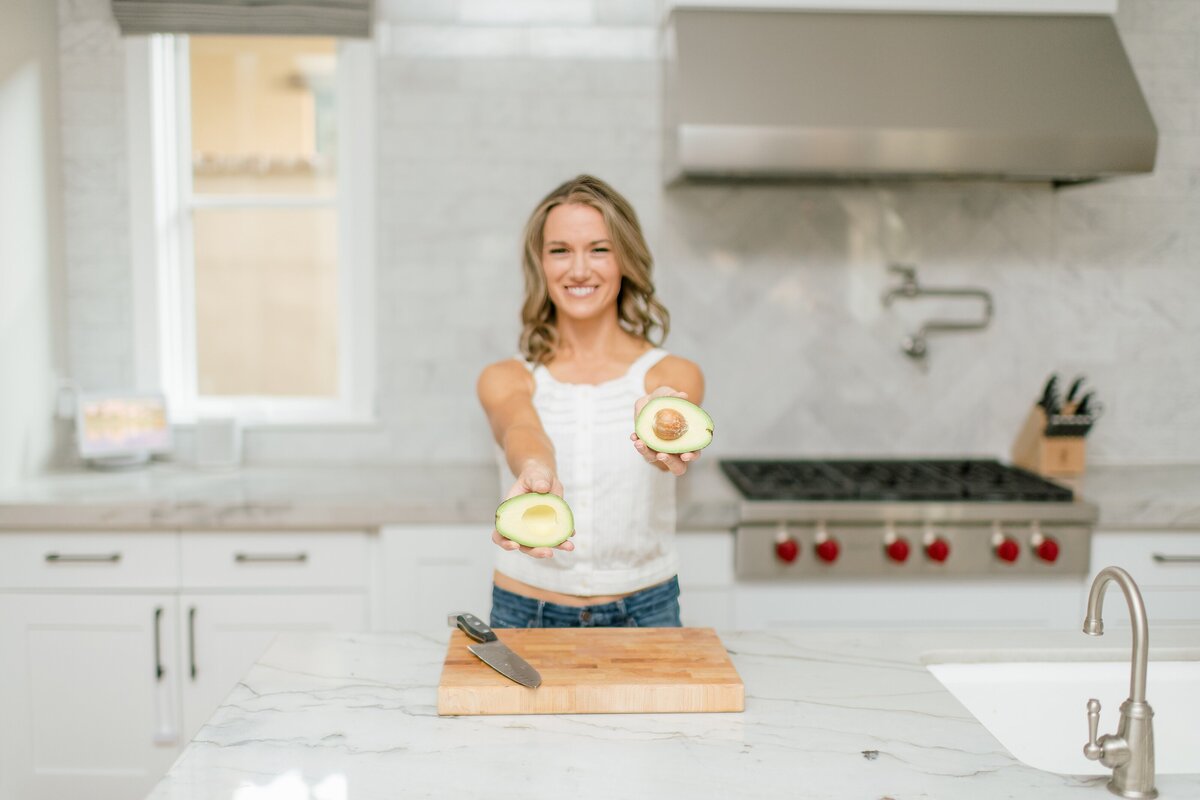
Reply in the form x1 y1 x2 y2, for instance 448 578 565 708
55 0 1200 467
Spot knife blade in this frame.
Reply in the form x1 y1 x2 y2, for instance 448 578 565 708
1065 375 1086 405
1039 373 1059 413
1075 391 1095 416
455 613 542 688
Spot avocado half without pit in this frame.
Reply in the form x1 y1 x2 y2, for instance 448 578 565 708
634 396 714 454
495 493 574 548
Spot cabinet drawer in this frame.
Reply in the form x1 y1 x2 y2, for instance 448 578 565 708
0 532 178 590
1091 531 1200 588
180 531 369 589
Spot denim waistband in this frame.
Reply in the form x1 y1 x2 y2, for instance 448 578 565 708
493 575 679 622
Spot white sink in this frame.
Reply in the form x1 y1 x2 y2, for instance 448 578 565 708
927 660 1200 775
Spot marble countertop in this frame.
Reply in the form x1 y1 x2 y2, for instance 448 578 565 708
0 460 741 531
0 461 1196 532
1065 465 1200 530
145 626 1200 800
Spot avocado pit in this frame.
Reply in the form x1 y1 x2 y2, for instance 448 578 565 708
653 408 689 441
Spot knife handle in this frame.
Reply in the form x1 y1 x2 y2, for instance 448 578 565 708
456 613 498 643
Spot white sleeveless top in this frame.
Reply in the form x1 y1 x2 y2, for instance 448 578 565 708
494 347 678 596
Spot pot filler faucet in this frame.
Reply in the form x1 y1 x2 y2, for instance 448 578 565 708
880 264 993 362
1082 566 1157 799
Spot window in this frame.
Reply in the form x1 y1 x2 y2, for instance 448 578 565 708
127 34 374 424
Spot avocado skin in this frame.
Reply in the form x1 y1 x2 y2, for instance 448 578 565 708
634 396 714 455
495 492 575 548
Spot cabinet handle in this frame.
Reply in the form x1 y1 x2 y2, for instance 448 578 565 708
153 606 164 681
1152 553 1200 564
234 552 308 563
45 552 121 563
188 606 197 681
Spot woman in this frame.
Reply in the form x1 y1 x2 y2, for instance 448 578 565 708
477 174 706 629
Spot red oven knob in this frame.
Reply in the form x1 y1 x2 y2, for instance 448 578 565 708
1033 534 1060 564
994 537 1020 563
815 537 840 563
885 537 910 563
925 537 951 563
775 538 800 564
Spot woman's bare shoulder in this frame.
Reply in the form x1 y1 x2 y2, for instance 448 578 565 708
650 353 704 379
645 353 705 401
478 358 536 398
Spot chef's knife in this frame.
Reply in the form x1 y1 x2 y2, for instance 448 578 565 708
455 613 542 688
1039 374 1060 413
1075 391 1095 416
1066 375 1086 405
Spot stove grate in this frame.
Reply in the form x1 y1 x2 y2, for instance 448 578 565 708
719 459 1074 502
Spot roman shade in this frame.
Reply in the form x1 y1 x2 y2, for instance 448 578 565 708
111 0 372 37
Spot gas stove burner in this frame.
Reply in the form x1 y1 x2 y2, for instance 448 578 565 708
720 459 1074 502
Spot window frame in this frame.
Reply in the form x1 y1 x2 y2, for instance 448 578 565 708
126 34 375 426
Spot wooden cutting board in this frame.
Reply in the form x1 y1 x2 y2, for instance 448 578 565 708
437 627 744 715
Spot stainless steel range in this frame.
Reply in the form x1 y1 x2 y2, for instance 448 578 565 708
721 459 1098 580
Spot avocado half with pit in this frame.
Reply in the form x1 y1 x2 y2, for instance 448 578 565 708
634 396 714 454
495 492 574 548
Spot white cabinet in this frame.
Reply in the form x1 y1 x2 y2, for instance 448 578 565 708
0 594 181 800
676 530 735 628
180 531 370 590
0 530 370 800
1090 530 1200 627
731 579 1084 629
379 525 495 631
0 532 177 590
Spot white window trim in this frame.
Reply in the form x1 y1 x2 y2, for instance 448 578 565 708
126 34 376 426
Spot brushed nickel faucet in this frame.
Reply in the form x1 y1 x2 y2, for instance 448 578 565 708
1082 566 1156 799
880 264 994 362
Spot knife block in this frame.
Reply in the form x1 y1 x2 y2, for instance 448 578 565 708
1012 405 1086 477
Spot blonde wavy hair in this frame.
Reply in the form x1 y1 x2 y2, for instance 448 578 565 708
519 175 670 365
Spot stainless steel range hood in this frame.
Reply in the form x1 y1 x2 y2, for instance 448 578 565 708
664 9 1158 185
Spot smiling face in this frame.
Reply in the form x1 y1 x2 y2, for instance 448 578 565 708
540 202 622 322
518 175 669 365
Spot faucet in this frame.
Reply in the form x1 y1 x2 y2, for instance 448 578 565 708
880 264 994 362
1081 566 1156 799
881 264 921 306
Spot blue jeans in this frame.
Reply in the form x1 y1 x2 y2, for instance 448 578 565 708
490 575 682 628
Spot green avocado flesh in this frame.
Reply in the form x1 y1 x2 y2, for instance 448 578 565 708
495 492 574 548
634 396 714 454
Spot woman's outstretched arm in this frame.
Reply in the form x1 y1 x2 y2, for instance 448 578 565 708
478 360 573 557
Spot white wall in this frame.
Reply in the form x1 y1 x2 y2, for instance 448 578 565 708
0 0 64 487
54 0 1200 467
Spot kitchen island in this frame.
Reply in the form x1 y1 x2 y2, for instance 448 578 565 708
145 626 1200 799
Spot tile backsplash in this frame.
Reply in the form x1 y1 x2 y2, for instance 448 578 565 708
57 0 1200 466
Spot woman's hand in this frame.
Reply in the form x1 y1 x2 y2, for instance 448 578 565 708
631 387 702 477
492 461 575 559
